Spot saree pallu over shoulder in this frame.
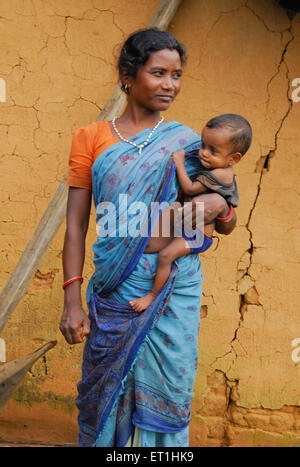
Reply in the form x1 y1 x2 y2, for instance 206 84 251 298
87 121 201 301
76 122 203 447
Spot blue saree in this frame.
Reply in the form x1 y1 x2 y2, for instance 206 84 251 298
76 121 203 447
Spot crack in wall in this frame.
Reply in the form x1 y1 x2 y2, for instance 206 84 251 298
211 11 296 392
199 369 300 447
235 14 294 320
245 1 291 33
43 355 48 376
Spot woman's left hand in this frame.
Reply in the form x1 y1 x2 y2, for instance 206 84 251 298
178 192 236 235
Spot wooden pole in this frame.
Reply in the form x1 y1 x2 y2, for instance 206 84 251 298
148 0 182 29
0 0 182 333
0 341 57 412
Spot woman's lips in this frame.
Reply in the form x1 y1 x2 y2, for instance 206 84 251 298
156 95 173 102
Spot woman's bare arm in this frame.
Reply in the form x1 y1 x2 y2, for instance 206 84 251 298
181 192 236 236
60 187 92 344
215 206 236 235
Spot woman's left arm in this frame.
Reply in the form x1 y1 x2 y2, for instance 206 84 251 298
185 193 236 235
215 209 236 235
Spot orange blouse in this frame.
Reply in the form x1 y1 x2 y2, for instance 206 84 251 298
66 121 118 190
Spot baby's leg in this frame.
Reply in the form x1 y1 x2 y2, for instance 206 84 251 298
129 237 190 312
153 236 191 293
143 235 174 254
144 202 178 253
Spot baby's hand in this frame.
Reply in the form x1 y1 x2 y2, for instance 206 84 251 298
172 149 186 166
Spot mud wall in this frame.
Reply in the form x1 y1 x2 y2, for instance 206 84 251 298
0 0 299 446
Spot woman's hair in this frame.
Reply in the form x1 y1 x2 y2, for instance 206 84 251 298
118 28 186 93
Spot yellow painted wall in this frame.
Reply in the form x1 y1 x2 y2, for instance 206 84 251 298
0 0 299 446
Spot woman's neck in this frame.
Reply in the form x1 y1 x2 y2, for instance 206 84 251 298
117 102 162 135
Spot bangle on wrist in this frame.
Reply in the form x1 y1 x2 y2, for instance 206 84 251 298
62 276 83 290
216 204 234 222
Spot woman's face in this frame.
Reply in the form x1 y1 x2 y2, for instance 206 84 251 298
126 48 182 112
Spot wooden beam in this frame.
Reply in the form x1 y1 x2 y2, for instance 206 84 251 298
0 341 57 412
148 0 182 29
0 0 182 333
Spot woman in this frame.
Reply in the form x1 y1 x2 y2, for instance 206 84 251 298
60 28 236 447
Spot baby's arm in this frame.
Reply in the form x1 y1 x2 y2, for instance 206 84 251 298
172 150 207 196
194 167 234 192
209 167 234 184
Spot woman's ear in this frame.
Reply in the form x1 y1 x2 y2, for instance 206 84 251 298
119 70 131 94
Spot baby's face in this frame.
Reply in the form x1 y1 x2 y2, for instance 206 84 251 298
199 126 236 169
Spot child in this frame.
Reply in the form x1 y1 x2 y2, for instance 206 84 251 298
129 114 252 312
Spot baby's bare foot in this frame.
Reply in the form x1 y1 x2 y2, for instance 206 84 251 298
129 293 155 312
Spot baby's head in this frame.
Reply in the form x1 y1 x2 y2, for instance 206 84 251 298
199 113 252 170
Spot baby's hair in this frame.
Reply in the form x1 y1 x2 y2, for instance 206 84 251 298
206 113 252 156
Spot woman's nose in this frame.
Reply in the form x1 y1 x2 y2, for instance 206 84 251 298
161 75 174 90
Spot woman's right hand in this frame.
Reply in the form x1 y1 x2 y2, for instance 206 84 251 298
61 187 92 344
60 302 90 345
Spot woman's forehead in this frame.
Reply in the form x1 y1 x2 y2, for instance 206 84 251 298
144 49 182 69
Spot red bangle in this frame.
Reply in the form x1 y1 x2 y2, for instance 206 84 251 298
216 204 234 222
62 276 83 290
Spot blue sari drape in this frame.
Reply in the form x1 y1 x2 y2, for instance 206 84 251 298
76 121 203 447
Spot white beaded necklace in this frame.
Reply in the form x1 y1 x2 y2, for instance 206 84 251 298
112 116 164 154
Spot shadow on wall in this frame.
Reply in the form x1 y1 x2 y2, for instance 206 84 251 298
277 0 300 17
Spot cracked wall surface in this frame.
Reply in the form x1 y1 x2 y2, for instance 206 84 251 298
0 0 299 446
